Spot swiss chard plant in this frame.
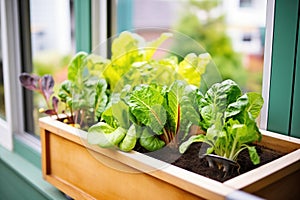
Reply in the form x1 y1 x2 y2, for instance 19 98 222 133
57 52 110 129
88 80 204 152
19 52 110 130
179 79 264 165
86 31 211 152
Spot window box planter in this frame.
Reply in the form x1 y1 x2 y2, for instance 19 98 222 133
40 116 300 200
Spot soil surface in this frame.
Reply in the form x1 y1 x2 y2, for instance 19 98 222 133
136 142 284 182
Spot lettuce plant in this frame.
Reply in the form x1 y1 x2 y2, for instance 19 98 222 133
179 80 264 165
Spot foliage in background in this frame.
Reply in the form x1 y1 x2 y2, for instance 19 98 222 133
170 0 247 88
33 52 71 76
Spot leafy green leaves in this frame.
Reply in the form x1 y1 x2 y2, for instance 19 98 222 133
199 79 242 129
87 80 202 152
180 79 264 165
88 122 126 148
128 83 167 135
140 128 165 151
104 31 173 90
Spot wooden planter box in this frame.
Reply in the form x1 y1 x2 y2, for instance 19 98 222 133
39 117 300 200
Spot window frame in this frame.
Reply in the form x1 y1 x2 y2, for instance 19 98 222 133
267 0 300 137
0 0 24 151
260 0 275 130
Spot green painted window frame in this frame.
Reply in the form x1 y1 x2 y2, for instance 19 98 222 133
291 26 300 138
116 0 133 33
267 0 300 138
74 0 92 53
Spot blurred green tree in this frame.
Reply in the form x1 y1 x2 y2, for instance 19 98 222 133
171 0 247 88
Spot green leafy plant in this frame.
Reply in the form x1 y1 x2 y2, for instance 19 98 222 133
179 79 264 165
86 31 211 152
57 52 109 129
88 80 203 152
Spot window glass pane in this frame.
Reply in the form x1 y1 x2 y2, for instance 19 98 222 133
28 0 75 135
0 12 6 120
116 0 267 93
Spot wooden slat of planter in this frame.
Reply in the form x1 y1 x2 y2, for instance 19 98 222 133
258 130 300 153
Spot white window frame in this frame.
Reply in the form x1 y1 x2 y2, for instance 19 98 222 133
0 0 40 151
260 0 275 129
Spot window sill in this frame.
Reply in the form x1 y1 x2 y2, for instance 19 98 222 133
0 145 67 200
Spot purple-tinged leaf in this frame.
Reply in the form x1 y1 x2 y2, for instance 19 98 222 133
19 73 40 91
52 96 59 113
41 75 54 101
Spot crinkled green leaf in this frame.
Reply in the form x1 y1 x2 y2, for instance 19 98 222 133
119 124 137 152
225 94 248 119
104 32 172 90
67 52 88 83
139 128 165 151
112 100 130 129
87 122 126 148
200 79 241 129
128 84 167 135
101 107 118 128
111 31 144 65
166 80 186 134
178 85 201 140
246 92 264 119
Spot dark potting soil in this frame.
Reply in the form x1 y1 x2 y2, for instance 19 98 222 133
136 142 284 182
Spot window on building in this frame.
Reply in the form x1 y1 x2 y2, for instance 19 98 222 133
242 33 252 42
239 0 253 8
